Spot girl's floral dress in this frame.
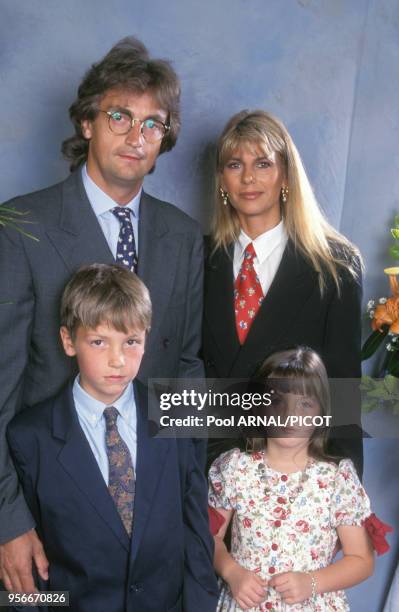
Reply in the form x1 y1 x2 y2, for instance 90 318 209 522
208 449 371 612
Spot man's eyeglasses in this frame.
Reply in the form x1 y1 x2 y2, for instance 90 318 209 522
99 109 170 143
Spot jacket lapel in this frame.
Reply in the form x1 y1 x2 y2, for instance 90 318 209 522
45 180 180 332
137 192 180 341
130 381 170 561
45 171 114 273
230 241 319 375
204 246 240 372
52 384 130 551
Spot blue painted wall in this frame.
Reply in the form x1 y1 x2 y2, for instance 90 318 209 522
1 1 398 610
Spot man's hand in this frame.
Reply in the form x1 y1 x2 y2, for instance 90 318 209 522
0 530 48 593
269 571 313 605
226 565 268 610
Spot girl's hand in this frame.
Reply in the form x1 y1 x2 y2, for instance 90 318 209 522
269 571 313 605
226 565 268 610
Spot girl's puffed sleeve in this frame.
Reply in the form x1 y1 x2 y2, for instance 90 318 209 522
208 448 241 510
330 459 371 527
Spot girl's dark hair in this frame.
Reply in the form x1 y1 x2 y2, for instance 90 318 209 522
61 37 181 171
249 346 340 464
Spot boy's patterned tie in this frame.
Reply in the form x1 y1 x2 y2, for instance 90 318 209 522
112 207 138 272
103 406 135 537
234 242 264 344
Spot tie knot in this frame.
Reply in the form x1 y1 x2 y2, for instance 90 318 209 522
112 207 132 223
103 406 119 427
244 242 256 261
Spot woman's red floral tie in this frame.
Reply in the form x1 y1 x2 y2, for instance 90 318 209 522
234 242 264 344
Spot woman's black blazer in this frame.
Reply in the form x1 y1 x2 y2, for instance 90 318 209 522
203 239 363 475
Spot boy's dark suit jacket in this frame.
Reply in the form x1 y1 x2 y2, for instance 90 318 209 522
0 170 204 543
7 381 218 612
203 241 364 475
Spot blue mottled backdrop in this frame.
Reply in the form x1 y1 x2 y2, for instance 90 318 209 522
1 1 398 609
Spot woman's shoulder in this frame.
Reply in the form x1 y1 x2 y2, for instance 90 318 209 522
327 239 362 279
204 234 213 258
327 238 354 256
204 235 233 265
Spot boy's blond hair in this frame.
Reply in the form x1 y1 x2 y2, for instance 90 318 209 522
61 263 152 337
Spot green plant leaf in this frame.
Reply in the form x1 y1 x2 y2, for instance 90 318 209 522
0 206 30 216
361 328 389 360
383 374 399 397
0 206 38 240
386 352 399 377
389 245 399 260
0 219 39 241
394 214 399 228
361 399 379 413
391 228 399 240
367 387 391 400
0 216 36 227
359 375 375 391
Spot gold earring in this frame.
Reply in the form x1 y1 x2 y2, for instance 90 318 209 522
219 187 229 206
281 186 289 203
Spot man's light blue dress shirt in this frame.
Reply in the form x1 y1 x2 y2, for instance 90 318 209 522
82 163 141 256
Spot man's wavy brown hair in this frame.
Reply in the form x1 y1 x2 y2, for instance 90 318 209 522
62 37 181 171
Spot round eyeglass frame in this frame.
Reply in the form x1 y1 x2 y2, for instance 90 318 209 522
98 109 170 143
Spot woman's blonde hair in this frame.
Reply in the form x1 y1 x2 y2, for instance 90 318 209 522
212 110 362 292
249 346 339 464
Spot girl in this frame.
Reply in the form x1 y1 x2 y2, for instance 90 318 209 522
208 347 390 611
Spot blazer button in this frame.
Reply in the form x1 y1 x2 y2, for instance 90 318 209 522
162 338 170 348
206 359 215 368
129 583 144 593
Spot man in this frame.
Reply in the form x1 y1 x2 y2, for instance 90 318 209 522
0 37 205 595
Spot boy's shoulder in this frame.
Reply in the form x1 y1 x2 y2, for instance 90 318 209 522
7 384 71 439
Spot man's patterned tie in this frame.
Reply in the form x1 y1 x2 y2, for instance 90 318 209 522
103 406 135 537
234 242 264 344
112 207 138 273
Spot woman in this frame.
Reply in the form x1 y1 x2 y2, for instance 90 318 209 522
203 110 363 473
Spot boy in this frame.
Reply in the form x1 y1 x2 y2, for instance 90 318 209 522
7 264 217 612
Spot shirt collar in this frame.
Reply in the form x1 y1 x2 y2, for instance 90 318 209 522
82 163 141 218
237 220 287 264
73 375 136 429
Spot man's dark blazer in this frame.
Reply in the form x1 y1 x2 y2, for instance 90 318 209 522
0 171 204 543
203 241 364 474
6 381 218 612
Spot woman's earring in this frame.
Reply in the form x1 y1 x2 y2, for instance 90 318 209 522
219 187 229 206
281 186 289 203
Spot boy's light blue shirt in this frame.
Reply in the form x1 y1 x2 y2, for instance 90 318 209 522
73 376 137 484
82 163 141 256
